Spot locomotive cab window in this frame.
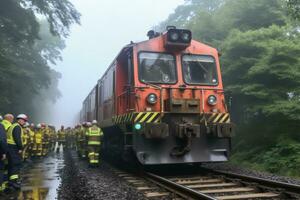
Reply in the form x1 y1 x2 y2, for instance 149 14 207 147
182 55 218 85
139 52 177 84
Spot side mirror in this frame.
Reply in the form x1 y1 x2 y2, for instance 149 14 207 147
224 91 233 111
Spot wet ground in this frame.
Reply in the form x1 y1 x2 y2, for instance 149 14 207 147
6 153 64 200
57 151 146 200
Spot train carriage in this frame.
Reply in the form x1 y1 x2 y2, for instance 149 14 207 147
81 27 234 165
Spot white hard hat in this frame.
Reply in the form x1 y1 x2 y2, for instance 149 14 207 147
87 122 92 126
37 123 42 129
0 115 3 121
17 114 28 121
92 120 97 124
24 122 30 127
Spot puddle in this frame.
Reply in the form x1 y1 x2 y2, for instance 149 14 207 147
17 153 65 200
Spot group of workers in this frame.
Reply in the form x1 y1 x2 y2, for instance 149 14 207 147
57 120 104 165
0 114 103 196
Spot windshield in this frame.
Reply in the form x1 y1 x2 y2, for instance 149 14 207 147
182 55 218 85
139 52 177 84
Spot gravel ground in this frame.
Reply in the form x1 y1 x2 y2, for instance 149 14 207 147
203 162 300 185
57 150 146 200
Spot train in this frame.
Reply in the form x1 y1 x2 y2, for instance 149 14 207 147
80 26 234 165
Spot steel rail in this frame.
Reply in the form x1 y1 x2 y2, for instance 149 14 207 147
206 169 300 195
145 172 217 200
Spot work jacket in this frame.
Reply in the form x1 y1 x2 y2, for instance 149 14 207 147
7 123 23 150
86 126 103 145
35 130 43 144
1 119 12 131
0 123 8 155
57 130 66 142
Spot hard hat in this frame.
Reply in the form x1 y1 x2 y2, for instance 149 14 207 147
37 124 41 129
30 123 35 127
0 115 3 121
92 120 97 124
86 122 92 126
24 122 30 127
17 114 28 121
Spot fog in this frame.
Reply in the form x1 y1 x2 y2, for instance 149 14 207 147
49 0 184 127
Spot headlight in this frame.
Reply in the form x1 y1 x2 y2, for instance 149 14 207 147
181 32 191 42
147 93 157 104
170 32 179 41
207 95 217 106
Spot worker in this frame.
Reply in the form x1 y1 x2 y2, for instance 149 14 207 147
56 126 66 153
7 114 28 190
0 119 8 195
76 124 86 159
34 124 43 157
48 126 56 152
0 114 13 193
1 114 14 132
42 124 49 156
86 120 103 166
27 123 35 159
21 122 30 161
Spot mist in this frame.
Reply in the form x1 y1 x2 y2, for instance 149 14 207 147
47 0 184 127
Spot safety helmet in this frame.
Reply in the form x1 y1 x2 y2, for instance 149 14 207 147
37 124 42 129
0 115 3 121
30 123 35 127
92 120 97 124
86 122 92 127
17 114 28 121
24 122 30 127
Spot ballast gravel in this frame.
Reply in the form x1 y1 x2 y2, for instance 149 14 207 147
57 151 146 200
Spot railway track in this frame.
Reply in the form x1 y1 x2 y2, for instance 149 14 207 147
113 168 300 200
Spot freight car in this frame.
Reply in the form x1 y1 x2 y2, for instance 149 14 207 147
80 26 234 165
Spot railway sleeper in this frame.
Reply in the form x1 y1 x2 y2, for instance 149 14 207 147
187 182 238 189
214 192 280 200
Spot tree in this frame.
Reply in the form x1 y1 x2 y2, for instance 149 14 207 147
158 0 300 174
0 0 80 120
287 0 300 21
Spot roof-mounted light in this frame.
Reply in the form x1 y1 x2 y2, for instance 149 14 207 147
165 27 192 50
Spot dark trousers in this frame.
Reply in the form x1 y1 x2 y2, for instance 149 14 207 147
7 145 22 184
0 159 4 192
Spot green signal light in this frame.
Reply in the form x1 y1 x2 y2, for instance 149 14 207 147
134 123 142 130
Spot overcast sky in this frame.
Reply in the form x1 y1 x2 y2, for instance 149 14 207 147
50 0 184 127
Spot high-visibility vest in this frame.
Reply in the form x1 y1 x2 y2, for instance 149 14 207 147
7 123 23 145
22 128 29 145
29 129 35 144
35 130 43 144
87 126 103 145
58 130 66 141
2 120 12 131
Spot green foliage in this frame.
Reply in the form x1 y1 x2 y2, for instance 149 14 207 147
160 0 300 176
287 0 300 21
231 139 300 177
0 0 80 121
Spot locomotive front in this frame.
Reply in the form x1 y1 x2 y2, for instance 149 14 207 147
127 27 234 165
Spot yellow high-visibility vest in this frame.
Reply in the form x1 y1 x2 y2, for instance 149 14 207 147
35 130 43 144
87 126 103 145
7 123 23 145
1 120 12 131
22 128 29 145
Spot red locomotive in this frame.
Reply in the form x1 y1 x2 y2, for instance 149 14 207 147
80 27 234 165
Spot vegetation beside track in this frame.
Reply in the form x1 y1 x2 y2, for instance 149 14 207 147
0 0 80 121
158 0 300 177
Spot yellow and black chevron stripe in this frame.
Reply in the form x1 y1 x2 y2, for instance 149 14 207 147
113 112 161 124
200 113 231 124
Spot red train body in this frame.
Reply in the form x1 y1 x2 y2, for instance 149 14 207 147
81 27 234 165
